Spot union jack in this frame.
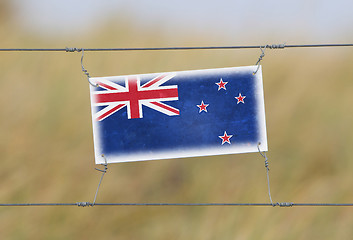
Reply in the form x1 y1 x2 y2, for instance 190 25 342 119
92 74 180 120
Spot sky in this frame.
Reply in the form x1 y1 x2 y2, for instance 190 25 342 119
9 0 353 43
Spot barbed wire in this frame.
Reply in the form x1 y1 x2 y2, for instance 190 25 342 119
0 43 352 52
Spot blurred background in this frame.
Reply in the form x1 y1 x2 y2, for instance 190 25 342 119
1 0 353 239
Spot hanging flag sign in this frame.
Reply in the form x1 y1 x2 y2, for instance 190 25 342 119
90 65 267 164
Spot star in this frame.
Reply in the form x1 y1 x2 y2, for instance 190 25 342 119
215 78 228 91
219 131 233 145
197 100 209 113
235 93 246 104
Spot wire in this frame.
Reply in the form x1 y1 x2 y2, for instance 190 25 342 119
0 43 353 52
257 143 273 205
94 203 353 207
92 155 108 205
0 202 353 207
0 203 78 206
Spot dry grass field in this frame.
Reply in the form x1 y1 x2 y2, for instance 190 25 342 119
1 8 353 239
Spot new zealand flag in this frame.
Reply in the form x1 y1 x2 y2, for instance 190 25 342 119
90 66 267 164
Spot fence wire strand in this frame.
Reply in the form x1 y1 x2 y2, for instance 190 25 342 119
0 43 352 52
0 202 353 207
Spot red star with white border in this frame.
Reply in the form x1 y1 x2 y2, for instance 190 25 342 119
219 131 233 145
235 93 246 104
215 78 228 91
197 100 209 113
